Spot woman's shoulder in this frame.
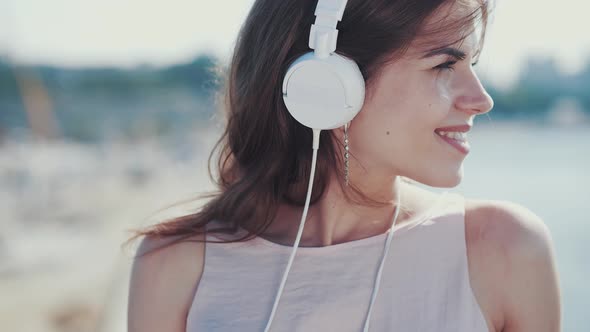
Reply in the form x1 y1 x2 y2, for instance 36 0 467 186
463 198 560 332
464 198 553 260
128 231 206 331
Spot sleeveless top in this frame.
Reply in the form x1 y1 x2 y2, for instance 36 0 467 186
186 192 489 332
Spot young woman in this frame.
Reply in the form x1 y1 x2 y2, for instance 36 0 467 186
127 0 561 331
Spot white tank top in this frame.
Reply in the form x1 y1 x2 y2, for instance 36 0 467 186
186 192 488 331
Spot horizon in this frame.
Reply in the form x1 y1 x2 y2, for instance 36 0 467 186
1 0 589 88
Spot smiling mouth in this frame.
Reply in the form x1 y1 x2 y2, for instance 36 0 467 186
434 130 471 154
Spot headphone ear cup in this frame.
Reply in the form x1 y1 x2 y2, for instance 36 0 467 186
282 52 365 130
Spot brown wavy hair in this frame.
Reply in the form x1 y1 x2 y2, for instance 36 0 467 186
125 0 494 255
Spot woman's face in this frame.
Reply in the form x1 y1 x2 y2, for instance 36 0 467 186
349 28 494 188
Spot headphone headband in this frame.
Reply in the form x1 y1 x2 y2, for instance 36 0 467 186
309 0 350 57
314 0 349 21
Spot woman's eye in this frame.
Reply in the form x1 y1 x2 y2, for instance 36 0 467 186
435 61 457 72
434 60 479 72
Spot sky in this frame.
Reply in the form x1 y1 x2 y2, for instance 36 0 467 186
1 0 589 88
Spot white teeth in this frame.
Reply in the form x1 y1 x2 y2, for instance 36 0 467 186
438 131 467 140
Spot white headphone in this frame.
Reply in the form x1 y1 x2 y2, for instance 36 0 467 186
263 1 389 331
282 0 365 130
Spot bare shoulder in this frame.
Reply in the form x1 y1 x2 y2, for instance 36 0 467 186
128 231 206 332
464 198 561 332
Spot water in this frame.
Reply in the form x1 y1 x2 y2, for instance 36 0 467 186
0 122 588 331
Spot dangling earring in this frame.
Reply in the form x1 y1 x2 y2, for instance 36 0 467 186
343 122 350 186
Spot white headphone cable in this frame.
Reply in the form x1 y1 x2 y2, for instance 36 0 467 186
362 176 401 331
264 129 402 332
263 129 322 332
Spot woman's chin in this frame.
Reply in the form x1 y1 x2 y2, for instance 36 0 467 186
407 166 464 188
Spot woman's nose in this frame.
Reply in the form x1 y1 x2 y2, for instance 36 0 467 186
454 75 494 115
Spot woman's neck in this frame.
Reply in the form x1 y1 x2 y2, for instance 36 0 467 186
260 175 435 247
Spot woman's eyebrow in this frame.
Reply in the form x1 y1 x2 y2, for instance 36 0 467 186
421 47 467 60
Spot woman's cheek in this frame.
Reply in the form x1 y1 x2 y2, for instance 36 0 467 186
435 74 453 103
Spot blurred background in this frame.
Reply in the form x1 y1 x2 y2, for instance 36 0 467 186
0 0 588 331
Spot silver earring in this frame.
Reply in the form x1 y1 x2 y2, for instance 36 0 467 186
344 122 350 186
